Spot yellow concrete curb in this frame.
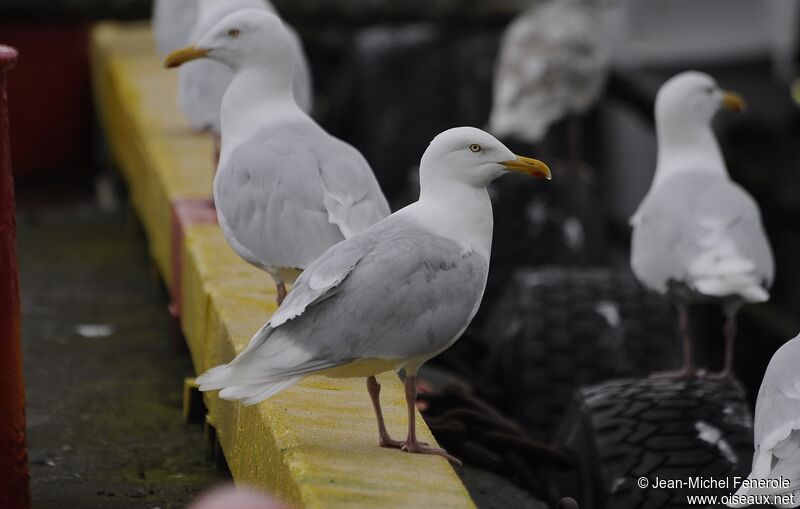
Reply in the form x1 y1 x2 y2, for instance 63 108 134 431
91 21 477 508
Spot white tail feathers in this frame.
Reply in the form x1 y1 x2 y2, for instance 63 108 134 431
689 239 769 303
197 357 303 405
693 275 769 303
218 377 302 406
194 324 279 391
195 364 231 390
195 322 320 405
231 323 273 360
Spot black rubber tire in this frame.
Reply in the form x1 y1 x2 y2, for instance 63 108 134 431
553 378 755 509
482 266 681 440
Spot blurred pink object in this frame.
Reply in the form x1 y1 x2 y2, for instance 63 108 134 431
187 484 290 509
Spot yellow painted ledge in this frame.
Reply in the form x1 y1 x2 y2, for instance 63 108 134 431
91 21 476 508
91 21 214 285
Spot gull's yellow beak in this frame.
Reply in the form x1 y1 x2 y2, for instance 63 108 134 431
721 91 746 113
164 45 211 69
501 155 552 180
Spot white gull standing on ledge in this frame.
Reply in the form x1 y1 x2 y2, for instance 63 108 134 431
729 333 800 508
196 126 552 463
165 10 387 305
630 71 774 380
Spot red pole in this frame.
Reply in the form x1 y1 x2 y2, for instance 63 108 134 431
0 45 30 509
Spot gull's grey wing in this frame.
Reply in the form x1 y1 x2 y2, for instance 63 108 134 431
215 123 387 272
745 336 800 485
315 137 390 238
270 231 374 326
630 172 774 298
198 216 489 403
277 216 487 362
215 128 346 271
204 216 489 392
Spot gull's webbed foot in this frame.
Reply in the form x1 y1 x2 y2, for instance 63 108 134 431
379 435 404 449
701 368 739 384
401 439 461 466
649 366 697 379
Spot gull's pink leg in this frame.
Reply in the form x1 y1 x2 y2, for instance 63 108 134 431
650 304 697 379
212 133 221 170
401 375 461 465
705 307 739 382
276 282 287 306
366 376 403 448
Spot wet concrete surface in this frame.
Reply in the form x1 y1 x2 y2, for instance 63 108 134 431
18 201 228 509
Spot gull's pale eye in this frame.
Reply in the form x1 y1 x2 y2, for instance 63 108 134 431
469 143 482 153
705 86 715 94
228 28 240 38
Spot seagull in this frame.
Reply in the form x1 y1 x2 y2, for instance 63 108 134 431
153 0 196 58
173 0 313 153
488 0 610 144
196 127 552 462
729 333 800 508
630 71 774 380
165 10 388 305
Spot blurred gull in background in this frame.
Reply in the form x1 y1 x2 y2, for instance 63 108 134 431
488 0 611 144
172 0 313 141
165 10 388 305
153 0 196 57
630 71 774 380
730 333 800 508
196 127 551 463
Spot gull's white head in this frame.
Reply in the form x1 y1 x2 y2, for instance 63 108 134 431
164 9 293 74
655 71 745 128
419 127 551 189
